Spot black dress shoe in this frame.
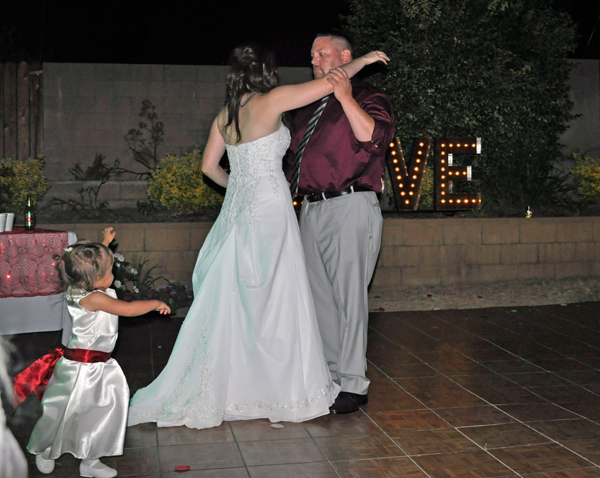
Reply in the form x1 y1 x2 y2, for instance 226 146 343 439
329 391 368 414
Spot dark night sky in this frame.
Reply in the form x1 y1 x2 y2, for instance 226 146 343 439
1 0 598 66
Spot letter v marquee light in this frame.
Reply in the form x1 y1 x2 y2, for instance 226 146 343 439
386 137 482 211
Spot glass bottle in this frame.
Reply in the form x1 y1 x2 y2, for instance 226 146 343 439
24 195 36 231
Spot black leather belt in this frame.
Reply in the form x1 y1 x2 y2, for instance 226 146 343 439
304 186 373 203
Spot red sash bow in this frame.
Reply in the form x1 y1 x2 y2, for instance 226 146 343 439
12 347 111 408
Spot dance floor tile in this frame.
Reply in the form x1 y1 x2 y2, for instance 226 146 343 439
247 462 337 478
527 419 600 442
462 348 519 362
458 423 550 449
238 438 325 466
313 434 403 462
125 423 158 448
361 379 425 412
393 428 480 455
481 360 545 374
412 450 518 478
560 371 600 385
104 446 160 478
469 386 547 405
161 468 249 478
332 457 429 477
563 439 600 465
157 423 234 445
302 411 381 437
489 444 592 474
498 403 579 422
370 410 451 434
395 377 487 408
434 406 516 427
520 469 600 478
557 401 600 419
158 443 243 472
230 419 309 441
530 359 595 372
532 386 600 403
500 372 570 388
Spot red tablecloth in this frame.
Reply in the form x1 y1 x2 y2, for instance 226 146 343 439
0 227 69 298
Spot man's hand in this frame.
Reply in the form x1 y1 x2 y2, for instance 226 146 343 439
102 227 116 247
326 67 353 103
361 51 390 66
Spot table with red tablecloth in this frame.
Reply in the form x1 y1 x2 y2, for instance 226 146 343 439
0 227 77 343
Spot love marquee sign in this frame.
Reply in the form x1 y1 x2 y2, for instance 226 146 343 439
387 137 482 211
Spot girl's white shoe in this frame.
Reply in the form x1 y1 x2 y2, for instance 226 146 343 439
79 459 117 478
35 448 55 474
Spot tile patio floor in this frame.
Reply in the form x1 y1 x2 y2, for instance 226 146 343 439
6 301 600 477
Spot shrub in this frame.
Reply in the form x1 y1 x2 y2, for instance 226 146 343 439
570 152 600 204
147 146 224 213
343 0 577 210
0 156 50 213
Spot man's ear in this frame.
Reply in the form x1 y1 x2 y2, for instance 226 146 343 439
341 49 352 64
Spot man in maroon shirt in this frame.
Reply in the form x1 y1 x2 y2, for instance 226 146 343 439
284 33 394 414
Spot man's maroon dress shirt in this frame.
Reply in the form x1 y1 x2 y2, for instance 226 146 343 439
283 77 395 194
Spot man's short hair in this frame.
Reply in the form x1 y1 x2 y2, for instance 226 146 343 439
315 33 354 58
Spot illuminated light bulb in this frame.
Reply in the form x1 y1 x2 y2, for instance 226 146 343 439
463 171 467 175
401 191 406 196
393 159 398 163
396 175 401 180
419 142 424 147
441 143 446 147
441 175 446 179
411 183 415 188
449 199 454 203
472 143 476 148
441 183 445 187
449 143 453 147
449 171 453 175
416 159 421 163
389 142 394 147
457 199 461 203
418 150 422 155
457 143 461 147
395 167 400 172
442 151 446 155
441 191 446 195
405 199 410 204
414 167 419 172
399 183 404 188
441 160 445 163
441 167 445 171
441 199 446 203
293 201 297 206
391 151 396 155
412 175 417 179
409 191 414 195
472 199 476 203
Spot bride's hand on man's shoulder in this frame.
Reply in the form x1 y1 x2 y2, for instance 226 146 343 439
361 51 390 65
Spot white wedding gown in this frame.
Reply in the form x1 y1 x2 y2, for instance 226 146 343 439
128 124 339 429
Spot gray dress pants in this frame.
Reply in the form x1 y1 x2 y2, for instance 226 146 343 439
299 191 383 395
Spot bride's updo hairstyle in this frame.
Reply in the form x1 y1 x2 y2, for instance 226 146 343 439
225 44 279 143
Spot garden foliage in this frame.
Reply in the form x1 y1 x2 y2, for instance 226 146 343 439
570 152 600 204
343 0 577 210
147 146 224 213
0 156 50 213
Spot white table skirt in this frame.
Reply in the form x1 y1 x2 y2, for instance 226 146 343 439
0 231 77 345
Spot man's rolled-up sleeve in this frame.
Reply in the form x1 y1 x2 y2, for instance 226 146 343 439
352 92 395 156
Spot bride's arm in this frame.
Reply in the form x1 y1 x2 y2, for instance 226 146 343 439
264 51 389 114
202 117 229 188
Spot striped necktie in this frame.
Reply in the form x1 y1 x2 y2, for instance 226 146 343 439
289 96 329 199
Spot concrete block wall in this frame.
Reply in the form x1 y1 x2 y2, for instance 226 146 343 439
40 216 600 288
373 217 600 288
42 64 312 181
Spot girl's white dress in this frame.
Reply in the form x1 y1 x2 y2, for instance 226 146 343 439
128 124 339 429
27 288 129 459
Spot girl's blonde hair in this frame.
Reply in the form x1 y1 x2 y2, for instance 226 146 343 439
54 241 113 292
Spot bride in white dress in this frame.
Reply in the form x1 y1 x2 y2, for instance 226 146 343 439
128 44 389 429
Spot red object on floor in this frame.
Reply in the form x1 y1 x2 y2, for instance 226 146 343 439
174 466 191 471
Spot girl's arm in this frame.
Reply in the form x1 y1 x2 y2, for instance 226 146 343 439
80 292 171 317
201 116 229 187
102 227 116 247
265 51 389 114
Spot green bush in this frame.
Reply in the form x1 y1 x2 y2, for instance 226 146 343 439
570 152 600 204
344 0 577 210
0 156 51 213
147 146 223 213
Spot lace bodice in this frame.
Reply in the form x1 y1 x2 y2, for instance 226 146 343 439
222 125 291 230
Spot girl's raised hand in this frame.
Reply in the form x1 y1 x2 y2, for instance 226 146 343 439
156 301 171 315
102 227 116 246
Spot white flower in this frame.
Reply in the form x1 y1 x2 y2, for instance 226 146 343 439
113 280 122 289
64 246 73 252
133 286 139 293
114 253 125 262
115 262 121 268
130 268 138 275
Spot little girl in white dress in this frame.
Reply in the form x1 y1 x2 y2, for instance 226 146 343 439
20 228 170 478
